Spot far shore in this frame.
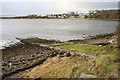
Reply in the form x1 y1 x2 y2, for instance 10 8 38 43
0 18 119 21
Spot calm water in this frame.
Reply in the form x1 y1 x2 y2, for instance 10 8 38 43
0 19 118 49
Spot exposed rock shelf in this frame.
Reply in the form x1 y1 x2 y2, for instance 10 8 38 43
2 43 95 79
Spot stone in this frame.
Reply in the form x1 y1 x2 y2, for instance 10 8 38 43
36 51 40 54
2 62 7 66
63 52 71 57
79 73 97 78
8 63 12 67
70 52 76 57
56 54 61 58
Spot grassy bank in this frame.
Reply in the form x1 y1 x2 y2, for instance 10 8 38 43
51 43 118 56
52 43 118 76
23 42 118 78
23 56 89 78
3 32 119 78
18 32 119 78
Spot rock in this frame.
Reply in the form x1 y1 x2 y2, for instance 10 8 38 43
63 52 71 57
49 47 54 49
2 62 7 66
75 52 79 56
94 42 110 46
32 77 41 80
13 63 19 65
79 73 97 78
36 51 40 54
53 52 57 55
8 63 12 67
56 54 61 58
80 54 86 57
70 52 76 57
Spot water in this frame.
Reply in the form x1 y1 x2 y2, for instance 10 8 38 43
0 19 118 49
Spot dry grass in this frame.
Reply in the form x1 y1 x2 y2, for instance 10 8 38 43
23 55 118 78
23 41 118 78
88 55 118 77
23 56 89 78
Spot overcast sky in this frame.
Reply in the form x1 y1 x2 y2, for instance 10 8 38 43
0 0 119 16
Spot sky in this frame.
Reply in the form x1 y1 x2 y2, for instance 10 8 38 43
0 0 119 16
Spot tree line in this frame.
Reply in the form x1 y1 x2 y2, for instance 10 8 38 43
85 9 120 20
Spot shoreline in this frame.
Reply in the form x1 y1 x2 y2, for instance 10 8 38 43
1 32 118 79
0 18 119 21
67 32 116 45
1 32 115 50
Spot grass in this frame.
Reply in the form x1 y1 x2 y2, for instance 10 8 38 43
23 42 119 78
23 56 89 78
52 43 118 56
50 42 119 77
91 55 118 77
23 55 118 78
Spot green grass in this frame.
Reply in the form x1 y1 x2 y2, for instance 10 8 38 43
23 42 119 78
24 56 89 78
92 55 118 77
50 42 119 77
52 43 118 56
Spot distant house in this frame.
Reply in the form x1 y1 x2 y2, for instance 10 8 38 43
47 14 57 18
79 13 85 19
47 14 69 19
60 14 69 19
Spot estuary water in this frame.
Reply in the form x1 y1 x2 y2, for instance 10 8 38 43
0 19 118 49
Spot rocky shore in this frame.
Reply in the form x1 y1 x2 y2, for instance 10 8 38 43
1 33 119 79
2 39 96 79
68 33 117 46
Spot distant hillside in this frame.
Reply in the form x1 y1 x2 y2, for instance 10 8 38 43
87 9 119 20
